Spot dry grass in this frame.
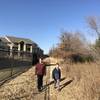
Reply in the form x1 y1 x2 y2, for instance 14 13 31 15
0 57 99 100
0 66 49 100
0 65 50 100
59 62 100 100
0 67 36 100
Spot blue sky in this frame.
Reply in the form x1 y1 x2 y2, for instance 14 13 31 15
0 0 100 54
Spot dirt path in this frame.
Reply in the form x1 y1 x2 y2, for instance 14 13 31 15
47 64 73 100
0 63 73 100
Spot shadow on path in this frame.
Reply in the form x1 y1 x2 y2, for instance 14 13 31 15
44 77 66 87
42 77 66 100
60 79 73 91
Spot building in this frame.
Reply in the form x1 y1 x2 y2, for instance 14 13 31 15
0 36 43 63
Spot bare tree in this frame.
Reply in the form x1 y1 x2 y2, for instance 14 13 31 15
59 31 86 54
87 16 100 37
49 31 89 60
87 16 100 59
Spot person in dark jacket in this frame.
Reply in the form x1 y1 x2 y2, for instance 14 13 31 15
52 63 61 91
35 58 46 92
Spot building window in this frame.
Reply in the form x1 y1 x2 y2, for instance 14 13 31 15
26 44 31 52
13 43 18 51
20 41 24 51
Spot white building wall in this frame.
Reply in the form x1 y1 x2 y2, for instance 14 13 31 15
30 45 33 53
24 44 26 52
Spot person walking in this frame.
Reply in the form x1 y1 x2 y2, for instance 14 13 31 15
35 58 46 92
52 63 61 91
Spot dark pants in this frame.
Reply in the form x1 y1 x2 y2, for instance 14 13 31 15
37 75 43 90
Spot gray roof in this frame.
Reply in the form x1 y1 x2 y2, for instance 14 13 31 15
0 37 9 43
0 37 9 48
6 36 37 45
